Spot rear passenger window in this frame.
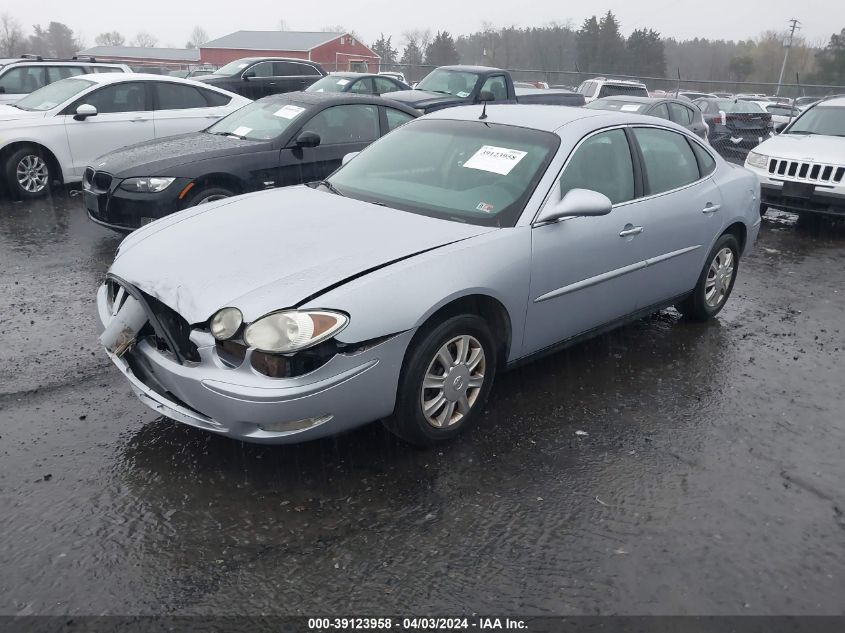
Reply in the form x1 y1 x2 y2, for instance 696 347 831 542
650 103 670 120
559 129 634 205
633 127 701 194
201 88 231 106
47 66 84 82
668 102 693 124
385 107 414 131
156 82 209 109
273 62 304 76
690 140 716 177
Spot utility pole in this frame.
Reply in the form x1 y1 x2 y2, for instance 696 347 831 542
776 18 800 96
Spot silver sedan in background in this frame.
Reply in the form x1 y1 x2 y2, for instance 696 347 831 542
97 105 760 446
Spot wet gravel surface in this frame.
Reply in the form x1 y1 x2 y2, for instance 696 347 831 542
1 190 844 616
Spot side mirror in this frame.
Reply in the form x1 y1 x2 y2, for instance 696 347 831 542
295 131 321 148
536 188 612 224
478 90 495 103
773 121 788 133
341 152 359 166
74 104 97 121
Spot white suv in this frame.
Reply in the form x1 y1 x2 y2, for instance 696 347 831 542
0 73 250 198
744 97 845 219
0 56 130 104
576 77 649 103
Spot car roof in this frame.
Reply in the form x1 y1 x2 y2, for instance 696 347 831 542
425 103 664 133
0 58 123 67
329 72 394 79
436 65 504 73
74 72 227 87
817 96 845 107
256 90 419 113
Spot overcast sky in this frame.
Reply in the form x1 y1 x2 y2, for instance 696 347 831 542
8 0 842 49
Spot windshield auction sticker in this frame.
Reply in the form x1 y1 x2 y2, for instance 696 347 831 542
463 145 528 176
274 104 306 119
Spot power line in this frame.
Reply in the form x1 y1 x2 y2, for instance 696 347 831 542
776 18 800 96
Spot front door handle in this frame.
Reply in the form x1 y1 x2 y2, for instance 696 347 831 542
702 203 721 214
129 117 148 123
619 226 644 237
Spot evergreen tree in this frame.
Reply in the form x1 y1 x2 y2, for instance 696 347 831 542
576 16 600 73
371 33 398 68
814 29 845 85
597 11 626 73
626 28 665 77
425 31 459 67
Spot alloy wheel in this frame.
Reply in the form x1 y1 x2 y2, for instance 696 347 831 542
16 155 49 193
704 247 735 308
420 334 486 428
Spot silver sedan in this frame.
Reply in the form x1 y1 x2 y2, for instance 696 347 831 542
97 104 761 446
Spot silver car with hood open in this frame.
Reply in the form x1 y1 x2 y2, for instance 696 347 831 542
97 104 761 446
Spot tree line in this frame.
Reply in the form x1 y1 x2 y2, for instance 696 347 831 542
1 10 843 88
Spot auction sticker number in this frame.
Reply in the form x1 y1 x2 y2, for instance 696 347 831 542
462 145 527 175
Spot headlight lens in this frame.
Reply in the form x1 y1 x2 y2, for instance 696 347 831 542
244 310 348 354
119 177 176 193
746 151 769 169
210 307 243 340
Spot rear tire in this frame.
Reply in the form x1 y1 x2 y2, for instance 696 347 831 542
4 146 52 199
186 186 234 207
383 314 497 447
676 233 740 321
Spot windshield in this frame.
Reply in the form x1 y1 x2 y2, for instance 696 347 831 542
212 60 253 76
306 75 354 93
15 77 95 111
207 99 307 140
716 100 765 114
585 100 647 113
786 106 845 136
416 69 480 97
327 119 559 227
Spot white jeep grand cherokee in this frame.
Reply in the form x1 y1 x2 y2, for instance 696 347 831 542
744 96 845 219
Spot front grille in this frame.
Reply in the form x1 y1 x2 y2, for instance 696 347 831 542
768 158 845 185
86 170 113 193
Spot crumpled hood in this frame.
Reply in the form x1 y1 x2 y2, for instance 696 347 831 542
385 90 465 111
92 132 262 176
110 186 494 323
0 104 48 122
755 133 845 165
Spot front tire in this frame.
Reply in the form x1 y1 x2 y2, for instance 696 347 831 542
676 233 740 321
4 146 52 199
186 186 234 207
383 315 497 446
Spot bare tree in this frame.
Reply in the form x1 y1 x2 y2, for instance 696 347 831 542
95 31 125 46
185 25 208 49
0 13 25 57
132 32 158 48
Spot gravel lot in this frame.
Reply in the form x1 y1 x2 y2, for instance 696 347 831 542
1 190 843 615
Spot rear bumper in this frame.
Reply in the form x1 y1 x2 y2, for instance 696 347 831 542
96 283 413 444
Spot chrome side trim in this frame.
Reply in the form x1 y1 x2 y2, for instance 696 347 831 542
534 245 701 303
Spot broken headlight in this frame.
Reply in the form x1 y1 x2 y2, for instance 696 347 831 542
119 177 176 193
210 307 243 341
244 310 348 354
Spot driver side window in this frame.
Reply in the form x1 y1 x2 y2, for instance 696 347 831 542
558 129 635 205
480 75 507 101
70 82 150 114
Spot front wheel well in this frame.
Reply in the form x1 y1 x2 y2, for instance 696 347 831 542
722 221 747 253
180 173 244 205
0 142 64 185
412 294 512 369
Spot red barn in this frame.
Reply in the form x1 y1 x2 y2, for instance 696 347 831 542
200 31 380 73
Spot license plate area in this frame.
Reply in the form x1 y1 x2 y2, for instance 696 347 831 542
782 182 815 199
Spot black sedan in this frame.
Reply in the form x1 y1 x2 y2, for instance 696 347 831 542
194 57 326 98
585 96 709 139
83 92 419 232
692 98 773 156
306 72 409 95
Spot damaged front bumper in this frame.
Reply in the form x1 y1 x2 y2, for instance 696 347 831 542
96 283 413 443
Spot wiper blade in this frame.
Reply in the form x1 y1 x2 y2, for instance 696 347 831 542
208 131 243 138
315 180 345 197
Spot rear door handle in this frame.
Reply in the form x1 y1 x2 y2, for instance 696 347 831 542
130 117 148 123
619 226 643 237
702 203 721 214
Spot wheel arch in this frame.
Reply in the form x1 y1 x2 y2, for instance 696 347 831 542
181 173 245 206
0 140 65 185
722 221 747 253
408 293 513 370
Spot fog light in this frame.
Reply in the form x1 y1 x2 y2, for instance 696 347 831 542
258 414 333 434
